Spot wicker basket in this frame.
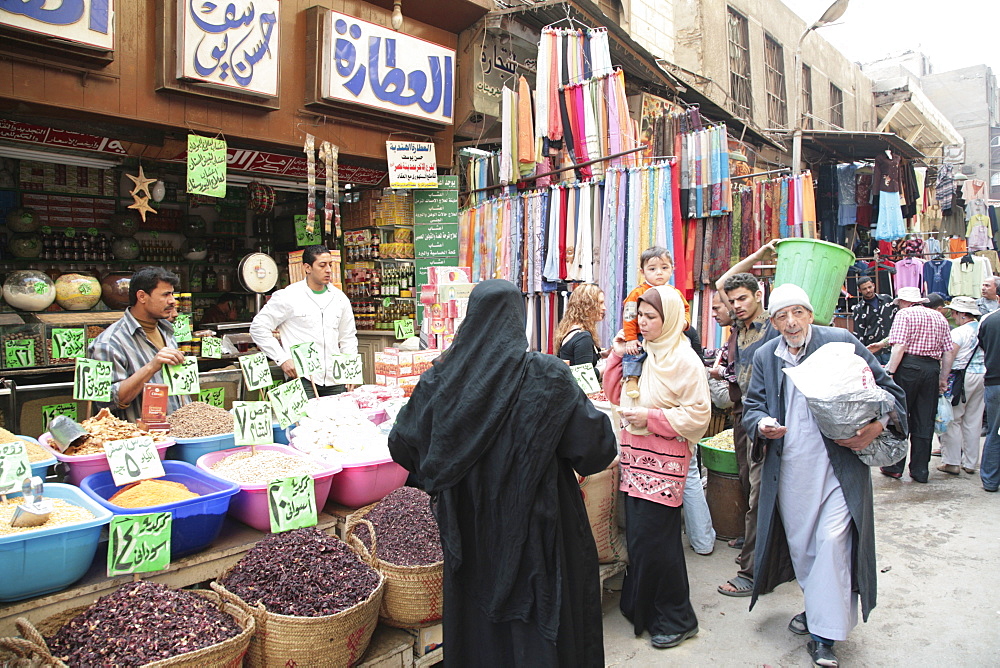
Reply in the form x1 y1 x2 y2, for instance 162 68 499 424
0 636 64 668
345 504 444 628
212 570 385 668
12 589 254 668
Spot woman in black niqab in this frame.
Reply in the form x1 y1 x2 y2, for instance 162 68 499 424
389 280 617 667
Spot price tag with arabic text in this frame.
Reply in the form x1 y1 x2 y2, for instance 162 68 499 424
393 319 415 340
107 513 172 577
172 313 192 343
268 378 309 428
570 364 602 395
232 401 272 446
329 354 364 385
201 336 223 359
199 387 225 409
164 356 200 396
104 436 165 487
74 358 113 402
268 475 317 533
290 342 323 378
4 340 34 368
42 402 78 428
239 353 273 392
0 440 30 493
51 328 86 359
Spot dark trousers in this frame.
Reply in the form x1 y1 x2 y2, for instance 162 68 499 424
884 354 939 481
300 378 346 399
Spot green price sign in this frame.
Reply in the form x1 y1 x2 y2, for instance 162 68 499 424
201 336 223 359
164 356 200 396
74 358 113 402
290 342 322 379
51 328 86 360
199 387 225 408
0 440 30 493
88 227 99 236
64 227 76 238
107 513 172 577
329 354 364 385
239 352 273 392
41 225 52 234
570 364 602 395
268 475 317 533
42 402 78 428
393 318 415 340
172 313 192 343
232 401 272 446
186 134 228 198
268 378 309 429
4 340 35 368
294 214 321 247
104 435 165 487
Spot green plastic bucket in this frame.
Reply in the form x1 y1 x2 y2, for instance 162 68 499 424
699 438 738 475
774 238 855 325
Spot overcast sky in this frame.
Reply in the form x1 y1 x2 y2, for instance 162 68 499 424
782 0 998 77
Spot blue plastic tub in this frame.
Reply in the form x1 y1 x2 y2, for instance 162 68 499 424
80 461 239 558
273 423 290 445
167 432 236 465
0 483 113 602
20 435 56 479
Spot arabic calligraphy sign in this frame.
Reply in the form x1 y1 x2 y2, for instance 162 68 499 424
0 0 114 51
104 436 165 487
177 0 279 97
108 513 172 577
387 141 438 189
268 475 317 533
321 10 455 125
187 134 227 197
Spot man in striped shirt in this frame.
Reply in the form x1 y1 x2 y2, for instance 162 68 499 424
880 286 956 483
88 266 185 422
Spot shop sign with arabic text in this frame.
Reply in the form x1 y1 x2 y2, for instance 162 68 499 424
176 0 279 98
0 0 114 50
321 10 454 125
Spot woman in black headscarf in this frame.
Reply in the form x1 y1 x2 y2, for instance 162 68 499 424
388 280 618 667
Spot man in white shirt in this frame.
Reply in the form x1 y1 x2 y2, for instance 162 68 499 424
250 245 358 397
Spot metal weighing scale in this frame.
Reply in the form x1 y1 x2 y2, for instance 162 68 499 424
238 252 279 314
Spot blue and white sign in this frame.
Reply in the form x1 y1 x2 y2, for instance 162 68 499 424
321 10 455 125
176 0 279 98
0 0 114 50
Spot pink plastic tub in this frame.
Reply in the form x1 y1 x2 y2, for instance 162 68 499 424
195 444 341 532
38 432 174 487
325 456 408 508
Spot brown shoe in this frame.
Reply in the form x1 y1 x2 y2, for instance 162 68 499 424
937 464 960 475
624 377 640 399
963 467 977 474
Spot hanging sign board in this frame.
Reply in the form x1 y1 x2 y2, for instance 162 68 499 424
268 475 317 532
186 134 227 197
294 214 322 246
320 10 455 125
107 513 172 577
74 358 113 402
387 141 438 189
176 0 280 98
0 0 115 51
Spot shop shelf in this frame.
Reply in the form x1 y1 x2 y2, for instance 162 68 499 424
80 460 240 558
0 483 113 602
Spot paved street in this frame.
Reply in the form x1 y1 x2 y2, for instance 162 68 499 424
602 441 999 666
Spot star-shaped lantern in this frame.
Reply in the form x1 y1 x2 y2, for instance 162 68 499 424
125 166 157 222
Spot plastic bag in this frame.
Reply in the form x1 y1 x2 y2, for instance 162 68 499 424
782 342 878 400
934 394 953 434
856 428 908 467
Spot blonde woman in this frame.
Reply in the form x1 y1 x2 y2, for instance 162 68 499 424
555 283 608 369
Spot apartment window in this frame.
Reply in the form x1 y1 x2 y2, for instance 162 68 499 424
830 83 844 129
764 35 787 127
801 64 813 129
727 8 752 118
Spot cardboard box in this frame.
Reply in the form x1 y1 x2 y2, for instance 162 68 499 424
407 623 443 657
375 349 413 378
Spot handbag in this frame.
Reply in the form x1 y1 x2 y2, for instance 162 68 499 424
946 343 980 406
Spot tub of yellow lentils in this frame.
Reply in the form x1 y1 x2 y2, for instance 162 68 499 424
0 482 113 602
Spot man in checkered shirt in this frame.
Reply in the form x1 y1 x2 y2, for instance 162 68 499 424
880 287 957 483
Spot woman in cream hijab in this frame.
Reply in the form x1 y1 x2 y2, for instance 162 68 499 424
602 285 711 650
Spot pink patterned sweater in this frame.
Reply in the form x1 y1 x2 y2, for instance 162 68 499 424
602 351 691 507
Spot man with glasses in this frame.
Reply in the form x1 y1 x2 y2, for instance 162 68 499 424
743 283 906 668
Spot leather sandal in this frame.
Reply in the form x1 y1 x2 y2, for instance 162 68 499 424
788 611 808 635
717 576 753 597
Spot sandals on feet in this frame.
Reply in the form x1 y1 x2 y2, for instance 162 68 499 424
717 576 754 597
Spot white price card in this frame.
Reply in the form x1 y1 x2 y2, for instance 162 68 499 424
329 354 364 385
104 436 165 487
570 364 602 395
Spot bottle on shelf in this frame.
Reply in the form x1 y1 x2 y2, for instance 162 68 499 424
205 266 217 291
189 266 203 293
